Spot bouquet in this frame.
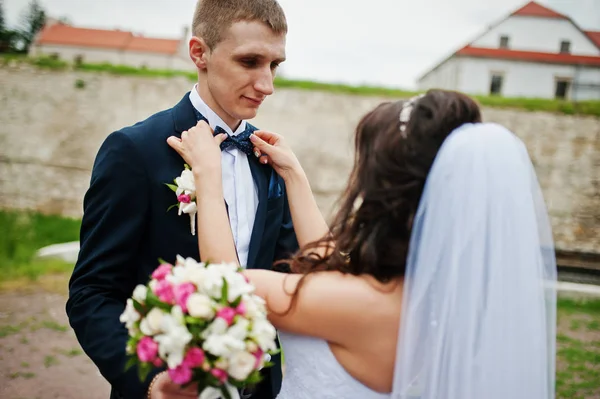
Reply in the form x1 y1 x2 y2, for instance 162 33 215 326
119 256 278 399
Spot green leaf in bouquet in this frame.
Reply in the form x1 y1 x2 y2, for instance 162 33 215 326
124 356 138 372
245 369 264 385
231 296 242 308
146 291 173 312
132 299 146 315
157 257 169 265
137 361 152 382
184 163 191 170
166 203 179 213
165 183 179 192
221 386 233 399
221 277 229 305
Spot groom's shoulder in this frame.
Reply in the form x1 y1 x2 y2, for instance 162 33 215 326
117 107 175 145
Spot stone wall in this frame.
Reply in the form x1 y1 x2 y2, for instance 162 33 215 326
1 67 599 253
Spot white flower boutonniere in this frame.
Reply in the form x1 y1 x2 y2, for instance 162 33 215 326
166 164 197 235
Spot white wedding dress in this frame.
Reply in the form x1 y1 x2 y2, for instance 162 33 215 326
277 331 390 398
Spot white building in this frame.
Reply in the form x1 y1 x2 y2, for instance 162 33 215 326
417 1 600 100
29 19 194 72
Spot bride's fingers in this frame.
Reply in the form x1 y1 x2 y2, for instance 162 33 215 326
259 154 270 165
252 130 280 145
166 136 184 154
214 133 228 145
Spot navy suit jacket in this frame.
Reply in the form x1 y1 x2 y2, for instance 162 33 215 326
66 93 298 399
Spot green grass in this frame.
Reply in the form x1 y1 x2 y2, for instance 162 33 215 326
0 209 81 281
2 54 599 117
556 297 600 399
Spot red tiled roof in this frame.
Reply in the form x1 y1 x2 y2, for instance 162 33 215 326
584 31 600 49
37 24 133 49
511 1 569 19
457 45 600 67
35 23 180 55
125 37 179 54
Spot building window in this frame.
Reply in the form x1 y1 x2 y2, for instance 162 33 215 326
499 35 510 49
555 79 571 99
559 40 571 53
490 74 503 95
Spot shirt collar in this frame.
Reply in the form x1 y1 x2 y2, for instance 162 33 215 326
189 84 247 136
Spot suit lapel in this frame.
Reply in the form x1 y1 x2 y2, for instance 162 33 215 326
173 92 199 135
247 156 269 269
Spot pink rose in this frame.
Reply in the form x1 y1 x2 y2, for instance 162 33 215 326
168 364 193 385
174 283 196 313
153 279 175 304
136 337 158 363
177 194 191 203
183 347 205 368
152 358 163 367
211 368 228 384
235 302 246 316
216 307 236 326
253 349 264 369
152 264 172 281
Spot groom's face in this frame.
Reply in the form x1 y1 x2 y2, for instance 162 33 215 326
197 20 286 126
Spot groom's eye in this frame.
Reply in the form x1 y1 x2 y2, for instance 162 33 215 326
240 58 258 68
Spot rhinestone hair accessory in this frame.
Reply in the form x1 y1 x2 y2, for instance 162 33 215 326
399 94 425 136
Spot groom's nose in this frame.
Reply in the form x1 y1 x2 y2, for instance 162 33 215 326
254 68 275 96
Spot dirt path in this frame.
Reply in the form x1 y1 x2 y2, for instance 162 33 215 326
0 276 110 399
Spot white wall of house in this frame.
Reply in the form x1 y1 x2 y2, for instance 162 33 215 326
30 44 123 65
472 16 600 55
419 57 600 100
418 57 462 91
29 44 196 71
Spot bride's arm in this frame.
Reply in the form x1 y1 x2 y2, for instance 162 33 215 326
167 121 239 266
193 166 239 265
244 268 387 345
250 132 330 250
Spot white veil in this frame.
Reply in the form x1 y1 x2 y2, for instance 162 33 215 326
392 123 557 399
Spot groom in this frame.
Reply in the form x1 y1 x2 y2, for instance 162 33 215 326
66 1 297 398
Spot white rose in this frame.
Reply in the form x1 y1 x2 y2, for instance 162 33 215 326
202 265 225 298
228 351 257 381
225 273 254 302
155 325 191 368
175 169 196 195
244 295 267 319
178 201 197 216
201 318 229 339
119 299 140 334
245 340 258 353
140 307 165 335
250 319 277 352
132 285 148 303
187 293 215 319
154 307 192 368
203 334 245 357
227 318 250 341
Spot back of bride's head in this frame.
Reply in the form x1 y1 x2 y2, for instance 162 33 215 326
292 89 482 280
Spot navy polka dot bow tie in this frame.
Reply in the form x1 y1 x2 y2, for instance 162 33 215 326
193 109 256 157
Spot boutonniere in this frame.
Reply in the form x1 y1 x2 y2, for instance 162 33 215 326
166 164 197 235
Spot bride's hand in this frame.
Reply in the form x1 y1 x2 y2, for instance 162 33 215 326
166 120 227 185
250 131 303 181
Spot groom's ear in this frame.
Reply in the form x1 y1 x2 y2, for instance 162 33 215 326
189 36 210 70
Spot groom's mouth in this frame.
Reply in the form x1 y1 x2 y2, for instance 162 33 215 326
242 96 263 106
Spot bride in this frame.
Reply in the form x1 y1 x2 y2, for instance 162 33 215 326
168 89 557 399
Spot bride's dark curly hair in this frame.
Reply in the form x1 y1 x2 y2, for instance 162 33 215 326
281 89 482 302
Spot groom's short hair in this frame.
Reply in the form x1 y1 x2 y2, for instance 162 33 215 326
192 0 288 49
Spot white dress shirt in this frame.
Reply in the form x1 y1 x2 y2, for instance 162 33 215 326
189 85 258 267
